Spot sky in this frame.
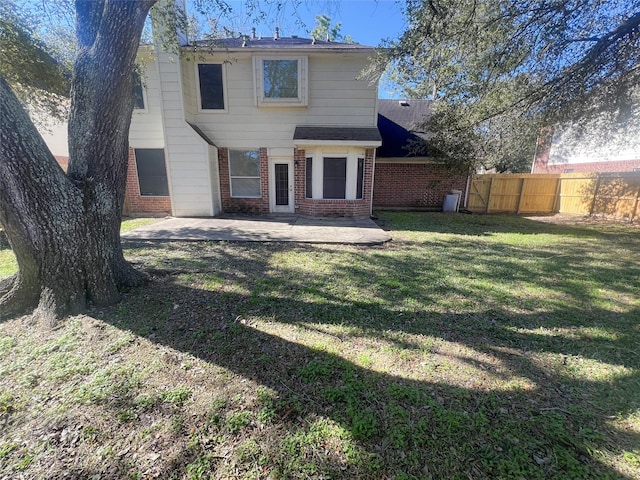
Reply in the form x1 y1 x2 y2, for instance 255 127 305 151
201 0 407 47
196 0 408 97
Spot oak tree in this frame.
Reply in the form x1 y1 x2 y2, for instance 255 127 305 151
0 0 157 322
381 0 640 172
0 0 325 322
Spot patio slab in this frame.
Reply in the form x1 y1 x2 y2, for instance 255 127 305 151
120 215 391 245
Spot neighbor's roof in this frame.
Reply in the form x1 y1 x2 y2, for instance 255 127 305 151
189 36 375 52
377 99 432 158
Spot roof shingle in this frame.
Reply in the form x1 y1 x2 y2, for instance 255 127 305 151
190 36 374 51
377 99 432 158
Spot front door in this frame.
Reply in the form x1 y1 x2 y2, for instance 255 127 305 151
269 159 294 213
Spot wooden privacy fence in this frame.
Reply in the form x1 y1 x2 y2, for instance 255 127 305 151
467 172 640 221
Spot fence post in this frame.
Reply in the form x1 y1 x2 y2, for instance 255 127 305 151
632 182 640 223
516 177 526 214
486 176 495 213
552 177 562 213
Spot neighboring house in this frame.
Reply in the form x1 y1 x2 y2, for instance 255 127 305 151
532 119 640 174
123 34 381 218
374 99 468 210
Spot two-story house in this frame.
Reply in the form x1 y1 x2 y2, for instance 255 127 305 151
125 33 382 218
531 119 640 174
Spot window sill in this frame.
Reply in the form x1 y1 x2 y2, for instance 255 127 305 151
257 102 308 108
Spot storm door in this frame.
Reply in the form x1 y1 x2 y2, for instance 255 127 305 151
269 159 294 213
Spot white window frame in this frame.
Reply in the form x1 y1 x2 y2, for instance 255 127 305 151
132 71 148 113
253 56 308 107
229 149 261 198
306 147 366 200
196 62 228 113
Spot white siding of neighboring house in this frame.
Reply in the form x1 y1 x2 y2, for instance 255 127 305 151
548 116 640 165
156 50 217 216
184 51 378 149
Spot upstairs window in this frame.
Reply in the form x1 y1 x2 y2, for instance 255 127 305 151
198 63 225 110
254 56 307 107
229 149 261 197
264 60 298 98
133 71 145 110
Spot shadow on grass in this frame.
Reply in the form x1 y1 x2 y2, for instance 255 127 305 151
377 211 639 245
83 234 640 479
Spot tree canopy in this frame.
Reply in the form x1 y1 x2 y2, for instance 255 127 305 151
0 0 71 122
310 14 354 43
380 0 640 172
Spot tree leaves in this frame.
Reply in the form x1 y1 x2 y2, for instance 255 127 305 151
381 0 640 173
0 0 71 121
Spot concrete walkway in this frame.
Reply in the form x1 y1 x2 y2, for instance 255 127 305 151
121 215 391 245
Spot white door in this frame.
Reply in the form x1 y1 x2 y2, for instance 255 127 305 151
269 159 294 213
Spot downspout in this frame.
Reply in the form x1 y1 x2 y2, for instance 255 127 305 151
370 149 376 217
531 132 539 174
463 174 471 209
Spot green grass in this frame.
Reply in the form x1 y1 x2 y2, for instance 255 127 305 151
0 218 160 276
120 216 163 233
1 212 639 479
0 232 16 278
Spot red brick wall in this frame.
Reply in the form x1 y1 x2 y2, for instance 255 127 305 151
218 147 270 214
123 148 172 216
293 148 374 218
373 161 468 209
54 156 69 171
531 126 554 174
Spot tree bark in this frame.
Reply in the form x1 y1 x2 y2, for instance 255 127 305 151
0 0 156 322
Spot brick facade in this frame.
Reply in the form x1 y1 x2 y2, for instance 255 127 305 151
58 149 471 218
293 148 374 218
218 147 270 214
372 162 468 210
54 156 69 171
54 151 171 217
533 158 640 174
123 148 172 216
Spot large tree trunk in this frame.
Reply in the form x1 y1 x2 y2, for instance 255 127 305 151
0 0 156 322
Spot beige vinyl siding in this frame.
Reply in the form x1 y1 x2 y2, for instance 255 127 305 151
191 51 378 149
129 54 165 149
181 58 197 121
209 145 222 214
156 51 215 217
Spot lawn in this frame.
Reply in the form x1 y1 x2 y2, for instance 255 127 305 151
1 212 639 479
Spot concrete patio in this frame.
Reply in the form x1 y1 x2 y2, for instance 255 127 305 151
120 215 391 245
